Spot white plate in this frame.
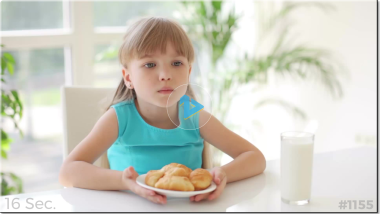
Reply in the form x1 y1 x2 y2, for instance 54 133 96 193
136 174 217 198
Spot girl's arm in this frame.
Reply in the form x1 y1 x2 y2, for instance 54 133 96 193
199 110 266 183
59 108 127 190
59 108 169 204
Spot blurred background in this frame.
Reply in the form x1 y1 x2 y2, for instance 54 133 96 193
1 0 376 196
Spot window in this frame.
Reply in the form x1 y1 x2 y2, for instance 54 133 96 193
1 1 66 31
2 48 65 194
1 1 69 194
93 1 179 27
93 43 121 87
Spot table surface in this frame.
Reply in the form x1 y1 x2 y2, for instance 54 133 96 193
1 146 377 212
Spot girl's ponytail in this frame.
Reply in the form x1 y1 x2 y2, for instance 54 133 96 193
105 78 136 112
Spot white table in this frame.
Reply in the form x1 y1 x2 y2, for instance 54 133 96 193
1 146 377 212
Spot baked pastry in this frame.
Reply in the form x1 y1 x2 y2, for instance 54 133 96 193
160 163 192 177
154 175 195 191
145 170 165 187
145 163 213 191
189 168 213 190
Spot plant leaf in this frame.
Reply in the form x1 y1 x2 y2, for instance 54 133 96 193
11 90 23 119
6 62 14 75
1 139 12 151
211 1 222 13
1 57 6 75
1 150 8 159
3 53 15 64
10 173 23 193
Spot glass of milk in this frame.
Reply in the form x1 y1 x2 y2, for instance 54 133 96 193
281 131 314 205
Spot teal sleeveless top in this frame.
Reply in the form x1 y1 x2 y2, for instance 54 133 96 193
107 98 204 175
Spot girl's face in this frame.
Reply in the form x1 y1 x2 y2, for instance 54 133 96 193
123 42 191 108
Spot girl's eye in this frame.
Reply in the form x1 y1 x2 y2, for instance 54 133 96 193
173 61 183 66
144 63 155 68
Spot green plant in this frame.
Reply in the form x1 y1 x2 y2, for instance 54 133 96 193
1 44 24 195
180 1 346 166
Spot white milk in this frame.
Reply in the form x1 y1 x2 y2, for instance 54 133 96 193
281 137 314 202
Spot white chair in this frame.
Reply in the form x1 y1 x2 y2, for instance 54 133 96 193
61 86 213 169
61 86 116 167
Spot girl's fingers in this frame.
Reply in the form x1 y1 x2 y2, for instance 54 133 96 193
135 183 154 195
134 184 154 197
123 166 139 181
208 179 226 200
133 184 166 204
149 194 167 204
149 194 166 204
213 170 226 185
190 170 227 202
194 193 210 202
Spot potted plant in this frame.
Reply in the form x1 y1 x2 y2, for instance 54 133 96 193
1 44 24 195
179 1 345 166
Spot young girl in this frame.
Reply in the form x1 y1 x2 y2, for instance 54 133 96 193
59 16 266 205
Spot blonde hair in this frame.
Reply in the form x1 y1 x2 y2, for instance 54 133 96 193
100 16 212 170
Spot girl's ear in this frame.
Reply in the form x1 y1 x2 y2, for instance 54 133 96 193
122 68 133 89
188 66 192 82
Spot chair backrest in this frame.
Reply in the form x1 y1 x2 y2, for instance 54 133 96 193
61 86 116 167
61 86 213 169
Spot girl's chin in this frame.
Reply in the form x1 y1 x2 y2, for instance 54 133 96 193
156 92 183 107
156 99 178 108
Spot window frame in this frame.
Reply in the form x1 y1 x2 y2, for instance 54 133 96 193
1 1 126 86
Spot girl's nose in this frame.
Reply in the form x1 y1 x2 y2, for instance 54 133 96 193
159 67 172 81
160 76 171 81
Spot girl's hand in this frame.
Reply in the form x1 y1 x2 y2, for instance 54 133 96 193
189 167 227 202
122 166 167 205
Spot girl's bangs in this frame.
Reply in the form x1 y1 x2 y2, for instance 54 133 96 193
122 18 194 64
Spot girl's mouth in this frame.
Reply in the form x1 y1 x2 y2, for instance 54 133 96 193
158 90 173 94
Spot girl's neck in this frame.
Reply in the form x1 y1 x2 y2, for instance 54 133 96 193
134 96 180 129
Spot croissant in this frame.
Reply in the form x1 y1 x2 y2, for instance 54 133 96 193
155 175 195 191
189 168 213 190
145 170 165 187
145 163 212 191
160 163 192 177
